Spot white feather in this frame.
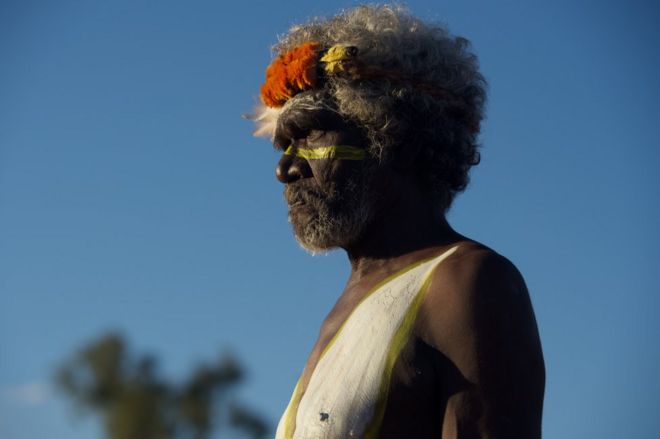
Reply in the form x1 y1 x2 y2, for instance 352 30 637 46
251 103 282 140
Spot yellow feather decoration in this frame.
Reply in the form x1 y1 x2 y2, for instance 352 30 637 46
320 45 358 74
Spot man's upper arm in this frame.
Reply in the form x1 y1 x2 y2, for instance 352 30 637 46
424 249 545 438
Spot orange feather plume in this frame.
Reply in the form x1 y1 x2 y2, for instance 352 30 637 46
260 42 320 108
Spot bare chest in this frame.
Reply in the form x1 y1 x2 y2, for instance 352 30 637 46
275 247 458 439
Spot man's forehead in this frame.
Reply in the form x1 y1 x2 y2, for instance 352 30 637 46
276 95 360 134
279 106 345 130
279 90 336 118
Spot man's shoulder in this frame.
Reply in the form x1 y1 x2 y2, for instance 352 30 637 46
418 240 533 353
428 239 525 299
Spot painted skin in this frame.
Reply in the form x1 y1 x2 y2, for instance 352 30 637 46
274 106 545 438
278 246 460 438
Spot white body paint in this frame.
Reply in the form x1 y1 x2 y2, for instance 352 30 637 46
275 247 458 439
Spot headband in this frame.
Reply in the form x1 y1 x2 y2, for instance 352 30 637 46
254 41 479 140
260 42 466 110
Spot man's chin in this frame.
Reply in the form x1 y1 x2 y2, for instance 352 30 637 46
288 214 340 254
288 209 372 254
294 233 337 255
285 177 378 254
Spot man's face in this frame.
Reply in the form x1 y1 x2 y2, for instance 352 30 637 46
274 105 381 252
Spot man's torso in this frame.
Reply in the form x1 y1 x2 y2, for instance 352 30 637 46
275 243 474 439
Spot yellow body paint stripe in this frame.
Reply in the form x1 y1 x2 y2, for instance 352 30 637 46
282 254 443 438
317 255 442 360
284 145 366 160
363 266 438 439
283 380 301 439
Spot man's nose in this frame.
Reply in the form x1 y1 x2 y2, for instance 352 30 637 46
276 153 312 183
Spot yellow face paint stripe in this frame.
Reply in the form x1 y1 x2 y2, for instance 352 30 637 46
284 145 366 160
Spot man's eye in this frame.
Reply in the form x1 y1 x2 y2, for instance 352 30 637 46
306 130 325 142
273 133 289 151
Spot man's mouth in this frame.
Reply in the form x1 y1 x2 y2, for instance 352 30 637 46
288 200 306 209
285 182 326 209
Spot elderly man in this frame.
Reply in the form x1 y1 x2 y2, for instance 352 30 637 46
252 6 544 438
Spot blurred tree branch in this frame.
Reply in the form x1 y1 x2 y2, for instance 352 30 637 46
55 332 269 439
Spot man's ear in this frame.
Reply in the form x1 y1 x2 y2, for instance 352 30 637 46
392 138 423 172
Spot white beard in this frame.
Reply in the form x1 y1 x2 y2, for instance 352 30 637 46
286 167 379 254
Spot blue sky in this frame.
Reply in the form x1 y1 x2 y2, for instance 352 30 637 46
1 0 658 438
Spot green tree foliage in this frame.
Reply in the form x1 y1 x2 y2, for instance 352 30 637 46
55 333 269 439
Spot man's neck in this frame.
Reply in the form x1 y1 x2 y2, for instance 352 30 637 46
344 178 462 280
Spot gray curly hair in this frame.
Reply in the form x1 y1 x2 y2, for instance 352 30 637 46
256 5 487 213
